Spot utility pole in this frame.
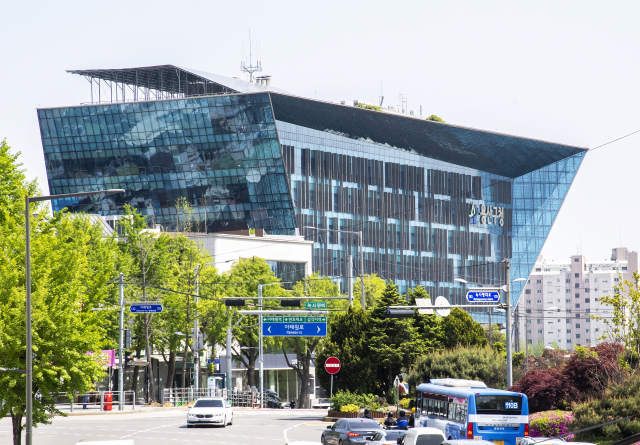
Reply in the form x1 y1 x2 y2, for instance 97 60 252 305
194 265 200 391
226 318 233 393
258 284 264 409
504 259 513 388
489 310 492 347
118 273 124 410
348 255 353 307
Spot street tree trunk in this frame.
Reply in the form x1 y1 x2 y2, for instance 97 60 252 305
182 294 190 389
283 338 321 409
11 411 22 445
132 348 141 395
166 351 176 391
144 313 156 403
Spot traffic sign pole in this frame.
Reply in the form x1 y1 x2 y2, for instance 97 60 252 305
325 357 341 398
118 273 124 411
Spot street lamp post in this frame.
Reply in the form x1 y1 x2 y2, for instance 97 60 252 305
303 226 365 309
25 189 124 445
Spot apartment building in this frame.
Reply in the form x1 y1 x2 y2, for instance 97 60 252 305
518 247 638 350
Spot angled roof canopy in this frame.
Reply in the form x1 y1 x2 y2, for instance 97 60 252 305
67 64 288 98
270 93 587 178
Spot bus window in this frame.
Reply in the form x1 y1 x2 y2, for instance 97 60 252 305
475 395 523 415
427 398 434 416
448 403 456 420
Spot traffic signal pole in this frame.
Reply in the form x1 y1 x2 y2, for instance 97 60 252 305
118 273 124 411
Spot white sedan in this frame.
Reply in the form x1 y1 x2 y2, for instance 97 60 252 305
187 397 233 428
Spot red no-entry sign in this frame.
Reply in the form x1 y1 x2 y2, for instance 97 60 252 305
325 356 341 375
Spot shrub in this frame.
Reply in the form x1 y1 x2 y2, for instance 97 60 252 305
509 369 577 413
330 390 376 411
399 398 412 409
340 404 360 413
530 410 574 439
572 374 640 442
409 346 506 389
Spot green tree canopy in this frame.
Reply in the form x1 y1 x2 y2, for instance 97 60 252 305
369 282 429 402
408 346 507 390
440 307 488 349
407 286 442 350
353 274 386 308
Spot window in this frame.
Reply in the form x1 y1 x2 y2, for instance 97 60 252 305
547 331 553 334
475 395 522 415
527 330 531 334
537 330 543 334
525 289 531 294
575 283 580 288
614 278 620 282
585 309 590 314
575 304 580 308
536 268 541 272
585 298 590 303
537 290 542 294
566 289 570 293
595 298 598 302
526 309 531 314
536 280 542 284
586 319 591 323
536 300 542 304
576 334 581 339
585 288 590 293
566 279 571 284
537 320 542 324
623 267 628 271
576 324 581 328
526 300 531 304
575 273 580 278
595 328 599 332
574 259 579 262
558 329 561 333
567 339 572 343
566 299 571 303
586 329 590 333
585 279 589 283
575 293 580 298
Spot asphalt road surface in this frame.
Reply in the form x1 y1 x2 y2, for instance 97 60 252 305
0 408 328 445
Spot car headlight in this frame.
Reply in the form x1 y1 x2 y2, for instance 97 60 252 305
188 413 196 417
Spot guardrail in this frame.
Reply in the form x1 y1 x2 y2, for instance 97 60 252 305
53 390 136 412
162 388 267 408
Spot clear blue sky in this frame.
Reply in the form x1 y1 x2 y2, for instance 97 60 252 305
1 0 638 263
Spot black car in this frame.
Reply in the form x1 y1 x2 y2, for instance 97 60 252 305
322 418 384 445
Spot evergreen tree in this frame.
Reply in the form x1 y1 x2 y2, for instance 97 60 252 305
406 286 442 350
369 282 428 402
316 306 376 395
440 307 488 349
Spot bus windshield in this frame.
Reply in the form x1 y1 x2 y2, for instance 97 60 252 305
475 395 523 415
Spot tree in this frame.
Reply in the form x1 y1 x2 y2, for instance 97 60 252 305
0 214 117 444
406 286 442 350
118 206 171 403
440 308 488 349
368 282 428 402
316 306 377 395
509 369 576 413
353 274 386 308
593 271 640 367
408 346 507 390
0 139 38 228
284 275 347 408
225 257 283 389
426 115 445 123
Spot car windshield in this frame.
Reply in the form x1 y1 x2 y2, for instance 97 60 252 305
193 399 224 408
347 419 382 430
475 394 523 415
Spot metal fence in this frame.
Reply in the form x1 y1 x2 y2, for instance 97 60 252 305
161 388 263 408
53 390 136 412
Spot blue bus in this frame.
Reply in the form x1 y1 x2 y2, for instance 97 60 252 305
415 379 529 445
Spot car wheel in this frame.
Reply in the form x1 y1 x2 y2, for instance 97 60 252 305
187 424 193 428
222 416 226 428
320 436 326 445
228 415 233 425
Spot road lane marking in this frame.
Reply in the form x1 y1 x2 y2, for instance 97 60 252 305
283 422 304 443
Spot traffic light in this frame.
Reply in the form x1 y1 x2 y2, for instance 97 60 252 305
124 351 133 370
280 299 301 307
383 308 415 318
124 329 132 349
224 299 246 307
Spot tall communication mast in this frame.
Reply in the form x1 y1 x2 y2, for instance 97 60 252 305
240 30 262 82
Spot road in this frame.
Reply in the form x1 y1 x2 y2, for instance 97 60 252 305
0 408 329 445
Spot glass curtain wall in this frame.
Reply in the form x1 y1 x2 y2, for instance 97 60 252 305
38 93 296 235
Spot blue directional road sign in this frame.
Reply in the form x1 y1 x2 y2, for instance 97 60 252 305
466 291 500 303
129 303 163 313
263 316 327 337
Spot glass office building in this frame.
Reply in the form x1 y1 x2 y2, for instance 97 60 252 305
37 65 586 320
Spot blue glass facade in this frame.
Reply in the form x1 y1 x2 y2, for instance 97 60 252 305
38 88 585 321
38 93 296 234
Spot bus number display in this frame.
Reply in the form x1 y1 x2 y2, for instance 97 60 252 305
505 402 519 410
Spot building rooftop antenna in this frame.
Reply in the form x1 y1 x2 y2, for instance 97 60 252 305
240 30 262 82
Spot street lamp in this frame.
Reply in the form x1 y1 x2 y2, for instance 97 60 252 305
25 188 124 445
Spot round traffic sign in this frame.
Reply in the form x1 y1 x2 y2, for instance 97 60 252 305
325 356 341 375
434 296 451 317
